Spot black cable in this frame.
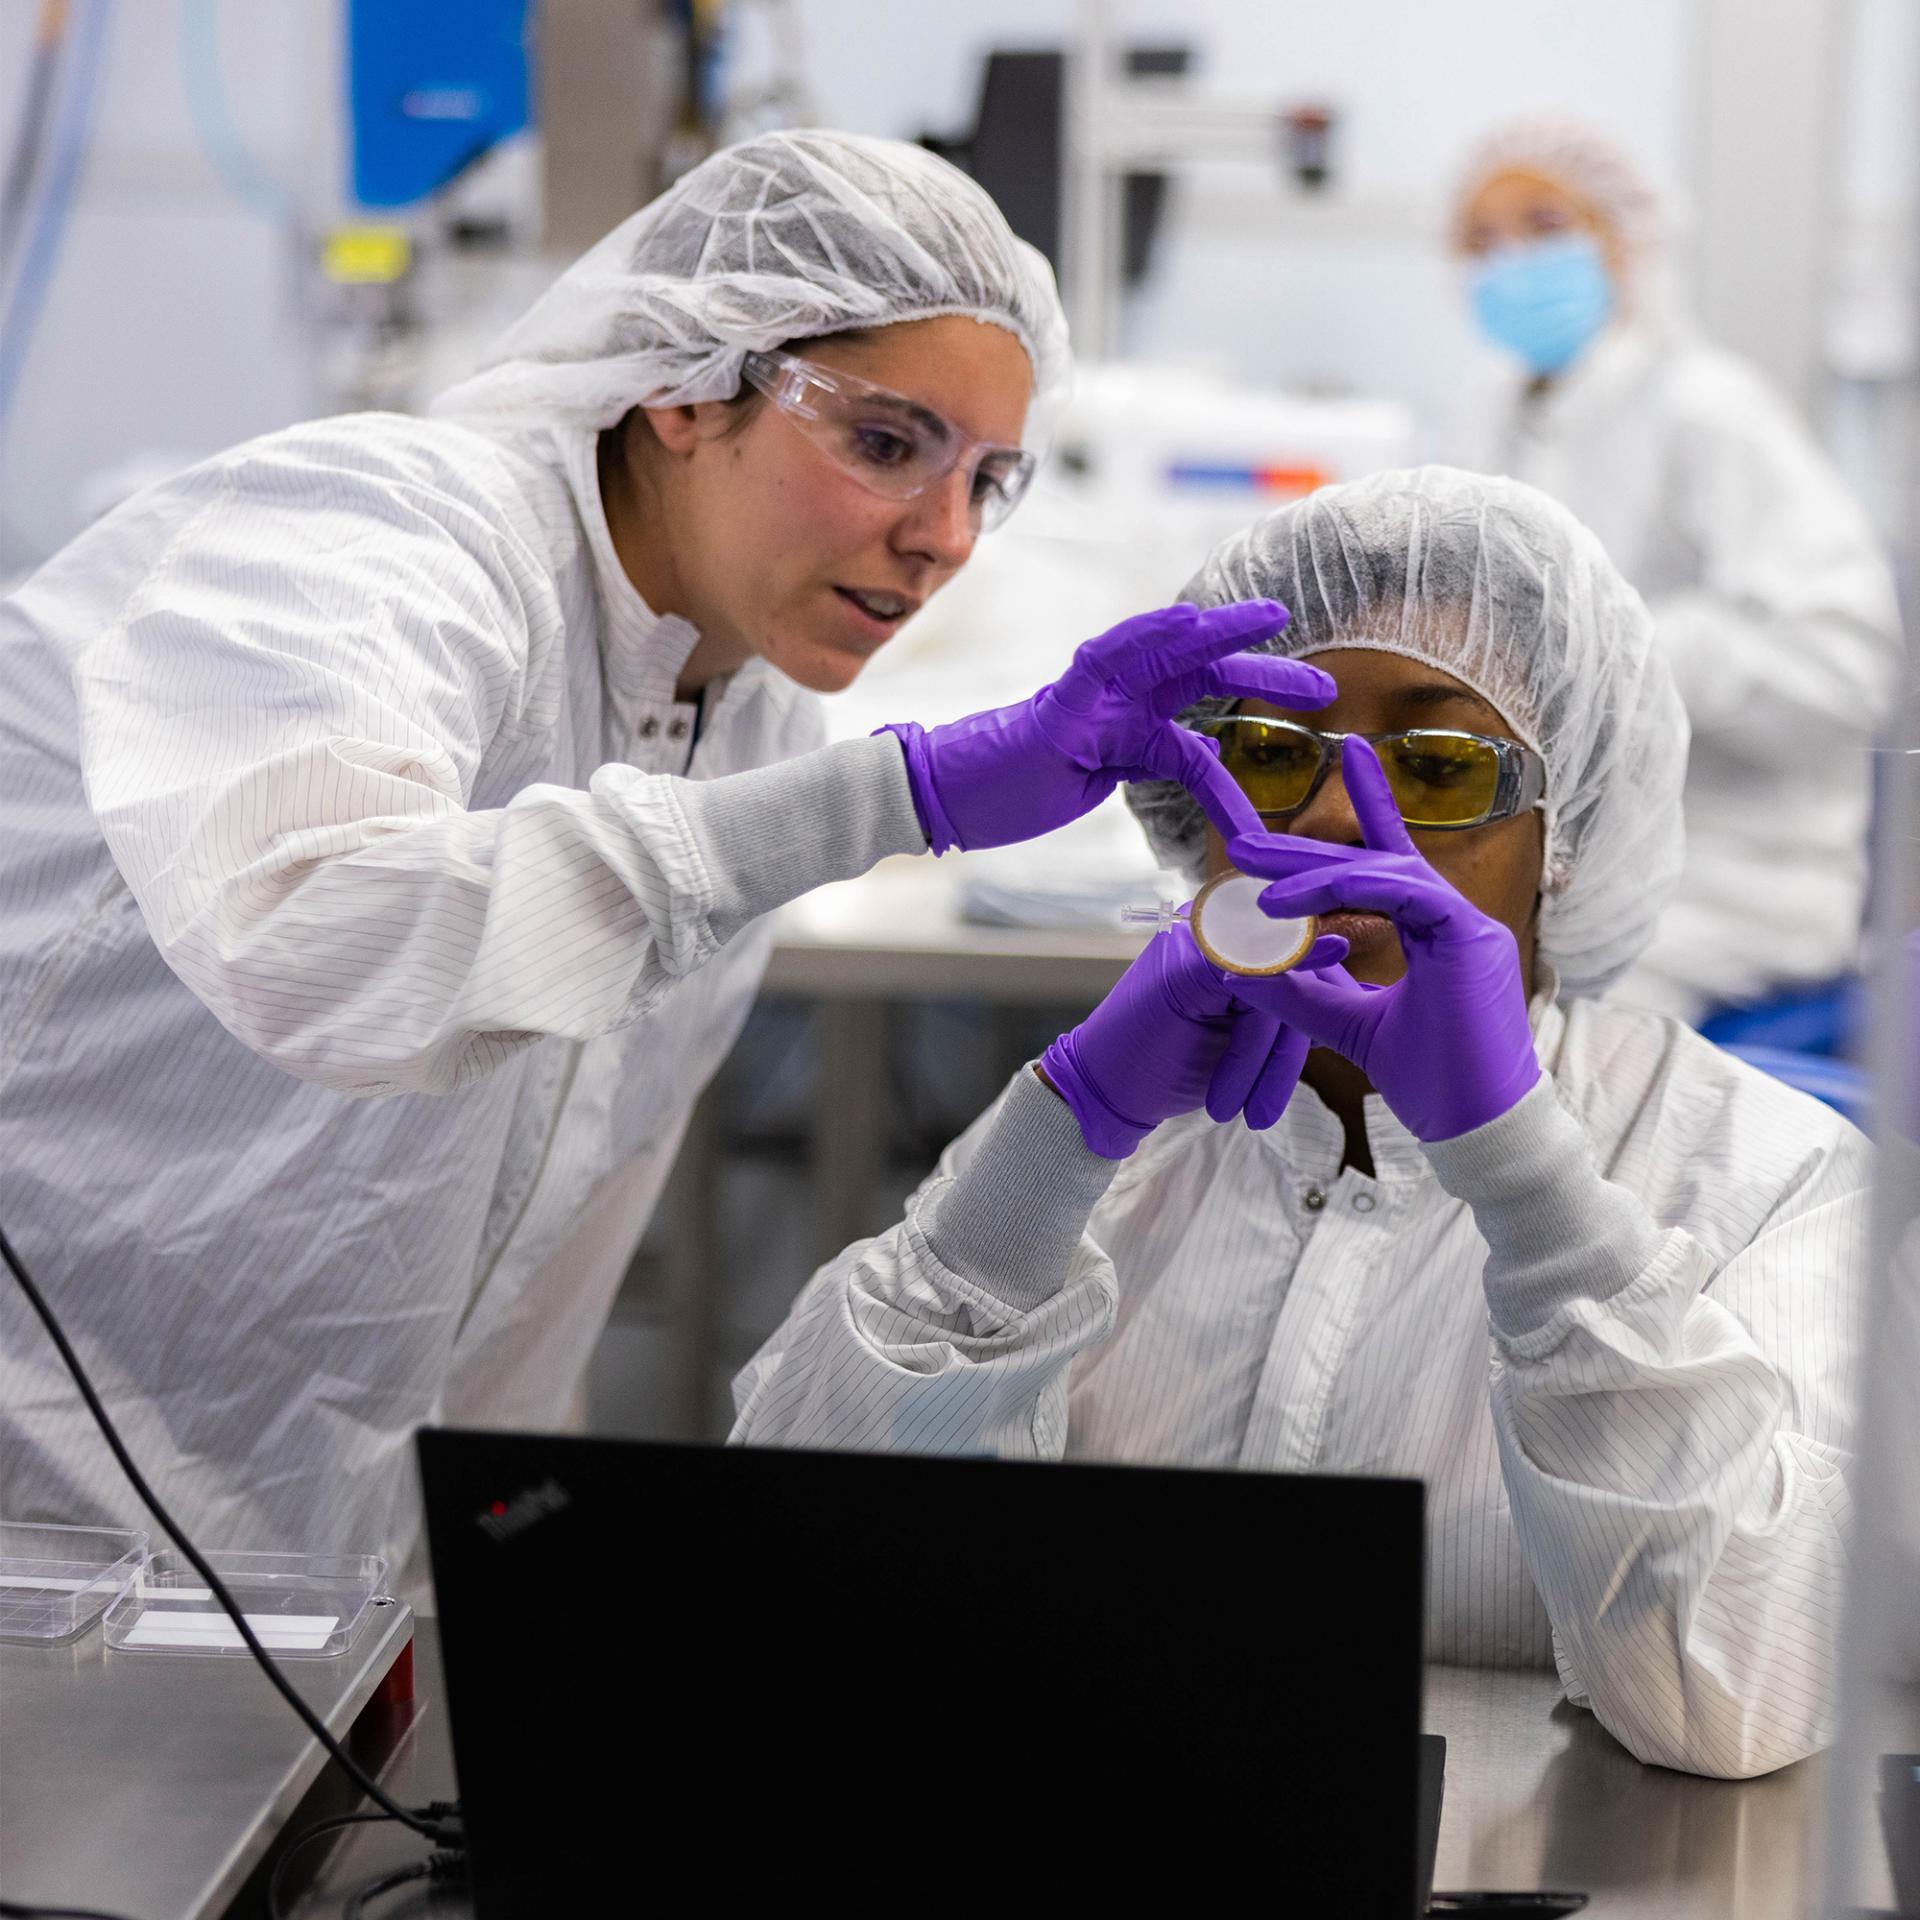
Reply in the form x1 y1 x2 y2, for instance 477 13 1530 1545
266 1802 463 1920
343 1864 429 1920
0 1220 459 1850
342 1865 427 1920
342 1851 466 1920
268 1810 396 1920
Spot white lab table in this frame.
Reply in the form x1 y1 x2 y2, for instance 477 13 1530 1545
288 1621 1896 1915
0 1601 416 1919
5 1611 1895 1915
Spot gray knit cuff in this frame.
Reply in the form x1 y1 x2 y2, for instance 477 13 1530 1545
1422 1076 1664 1339
676 734 927 945
921 1066 1119 1312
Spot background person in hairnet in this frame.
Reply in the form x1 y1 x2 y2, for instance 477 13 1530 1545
735 469 1870 1780
0 128 1326 1586
1451 120 1902 1023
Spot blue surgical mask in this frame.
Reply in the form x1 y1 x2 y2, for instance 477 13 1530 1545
1469 233 1614 376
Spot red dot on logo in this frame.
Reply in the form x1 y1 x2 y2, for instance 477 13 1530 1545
490 1500 507 1517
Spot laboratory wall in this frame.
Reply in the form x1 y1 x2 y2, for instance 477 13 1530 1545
791 0 1691 441
11 0 1918 578
0 1 337 572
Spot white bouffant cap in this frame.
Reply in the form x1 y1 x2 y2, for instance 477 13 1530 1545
1124 467 1689 997
433 128 1071 449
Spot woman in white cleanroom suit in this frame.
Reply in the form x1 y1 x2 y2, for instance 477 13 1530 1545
0 130 1322 1580
736 470 1871 1779
1452 121 1903 1021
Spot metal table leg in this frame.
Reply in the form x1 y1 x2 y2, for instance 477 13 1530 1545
816 997 888 1265
663 1076 724 1439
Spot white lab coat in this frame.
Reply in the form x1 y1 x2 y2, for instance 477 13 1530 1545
734 992 1869 1778
1468 321 1903 1019
0 412 827 1577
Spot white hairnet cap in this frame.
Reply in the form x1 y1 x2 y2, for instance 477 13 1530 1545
431 128 1070 445
1124 467 1690 997
1451 119 1666 263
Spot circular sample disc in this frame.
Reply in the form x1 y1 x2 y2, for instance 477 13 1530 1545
1190 871 1317 976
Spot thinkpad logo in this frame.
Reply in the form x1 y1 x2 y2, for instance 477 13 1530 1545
475 1477 571 1542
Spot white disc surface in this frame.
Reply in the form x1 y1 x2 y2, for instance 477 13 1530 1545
1192 872 1314 976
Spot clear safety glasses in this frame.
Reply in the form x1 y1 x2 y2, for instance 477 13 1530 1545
1196 714 1547 831
739 349 1037 531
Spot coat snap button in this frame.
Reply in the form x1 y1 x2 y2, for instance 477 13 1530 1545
1302 1186 1326 1212
1352 1192 1377 1214
639 717 660 739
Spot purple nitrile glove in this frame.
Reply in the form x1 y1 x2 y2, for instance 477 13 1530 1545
1225 736 1542 1144
1040 919 1349 1160
878 601 1335 854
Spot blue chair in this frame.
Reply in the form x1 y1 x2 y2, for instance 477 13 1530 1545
1719 1044 1873 1125
1697 977 1867 1060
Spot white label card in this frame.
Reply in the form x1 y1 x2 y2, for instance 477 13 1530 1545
121 1609 340 1651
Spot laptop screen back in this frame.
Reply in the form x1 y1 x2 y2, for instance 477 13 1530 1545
421 1432 1426 1915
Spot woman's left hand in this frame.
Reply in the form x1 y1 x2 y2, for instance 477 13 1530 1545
1040 918 1347 1159
1227 737 1541 1143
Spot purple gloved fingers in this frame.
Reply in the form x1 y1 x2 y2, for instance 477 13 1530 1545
1340 734 1422 853
887 603 1331 858
1205 933 1359 1113
1293 932 1352 973
1038 927 1236 1158
1249 862 1464 943
1154 932 1240 1024
1074 599 1291 701
1039 923 1321 1157
1206 1005 1285 1122
1138 725 1267 842
1243 1019 1314 1130
1226 833 1385 882
1199 936 1346 1125
1231 823 1467 942
1223 736 1540 1143
1232 963 1379 1062
1191 653 1341 715
1253 942 1541 1145
1227 738 1415 872
1233 743 1467 940
1146 650 1335 722
1221 945 1349 1131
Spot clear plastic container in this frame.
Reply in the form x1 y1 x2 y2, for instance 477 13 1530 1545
0 1520 150 1643
102 1549 389 1659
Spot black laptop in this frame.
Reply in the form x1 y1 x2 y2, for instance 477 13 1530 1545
419 1431 1442 1915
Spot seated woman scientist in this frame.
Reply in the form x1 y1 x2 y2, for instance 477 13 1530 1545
0 130 1329 1581
734 467 1872 1781
1451 120 1903 1022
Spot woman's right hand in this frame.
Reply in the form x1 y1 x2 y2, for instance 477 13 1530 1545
1228 737 1541 1143
878 600 1336 854
1040 920 1348 1159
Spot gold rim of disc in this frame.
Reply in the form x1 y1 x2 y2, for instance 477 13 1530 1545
1190 871 1319 977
